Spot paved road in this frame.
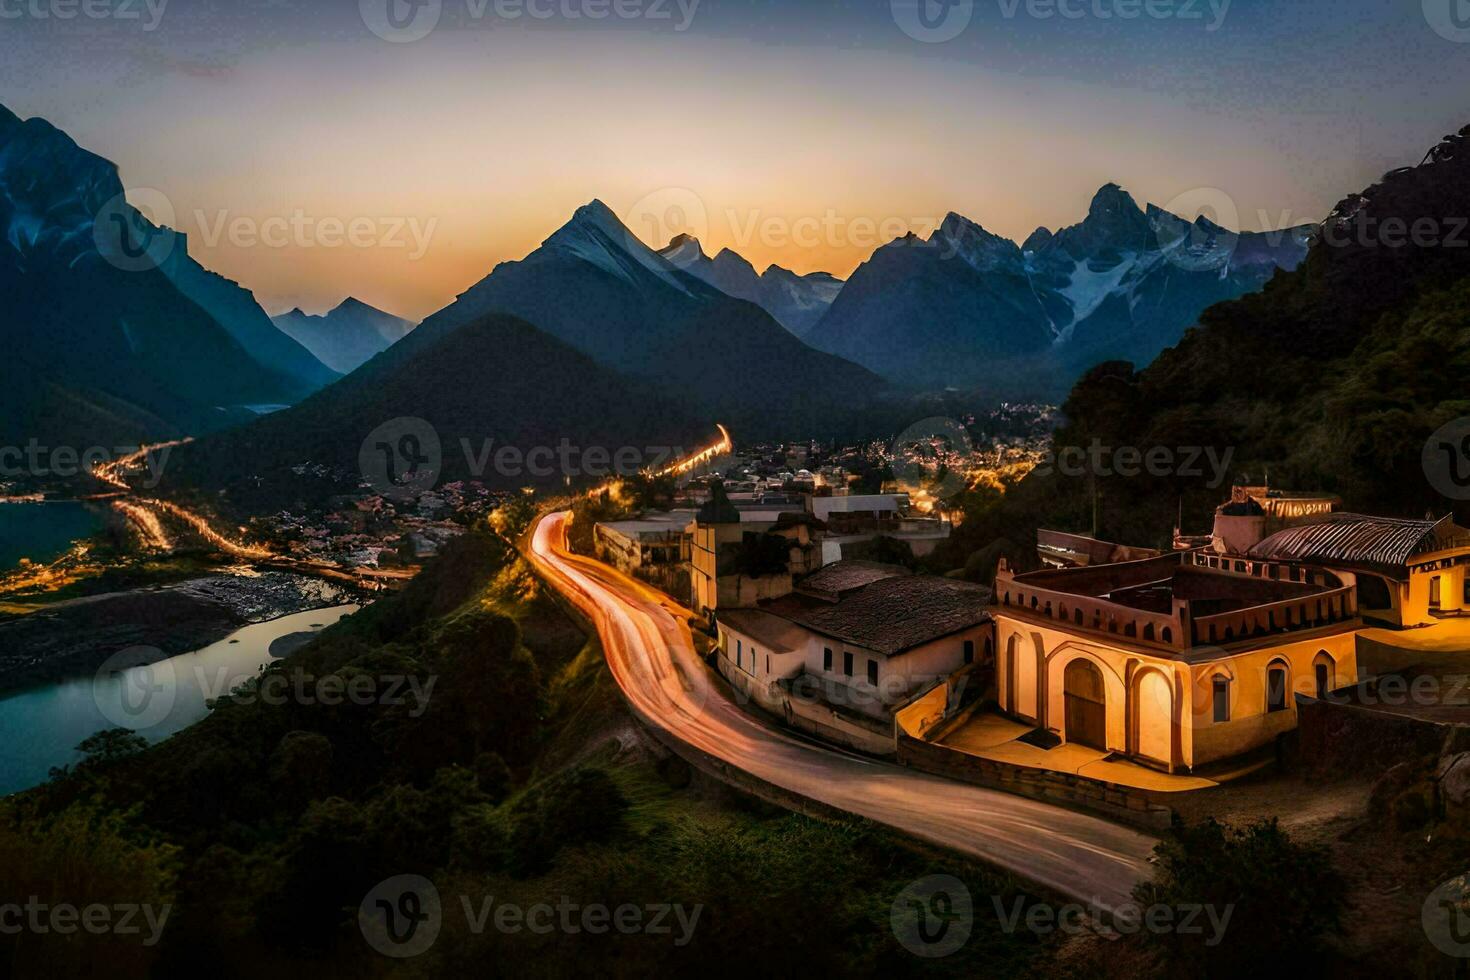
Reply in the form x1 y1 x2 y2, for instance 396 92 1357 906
529 512 1157 912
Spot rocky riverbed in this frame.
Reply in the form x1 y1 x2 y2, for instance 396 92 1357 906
0 571 356 694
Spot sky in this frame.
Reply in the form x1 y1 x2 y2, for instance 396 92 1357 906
2 0 1469 321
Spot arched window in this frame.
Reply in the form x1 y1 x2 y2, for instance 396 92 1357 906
1313 651 1336 699
1266 661 1289 712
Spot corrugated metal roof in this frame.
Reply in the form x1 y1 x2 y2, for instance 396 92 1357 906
1248 513 1462 575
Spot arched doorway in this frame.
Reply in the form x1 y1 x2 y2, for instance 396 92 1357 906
1064 659 1107 750
1134 670 1172 765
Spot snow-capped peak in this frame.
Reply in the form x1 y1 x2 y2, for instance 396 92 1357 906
544 199 692 295
659 232 708 269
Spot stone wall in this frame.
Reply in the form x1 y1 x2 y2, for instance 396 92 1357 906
1295 691 1453 776
784 695 896 757
895 729 1173 830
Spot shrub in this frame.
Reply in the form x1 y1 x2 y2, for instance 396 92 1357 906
1133 817 1344 976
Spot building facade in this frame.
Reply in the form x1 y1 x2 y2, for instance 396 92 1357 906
993 551 1360 772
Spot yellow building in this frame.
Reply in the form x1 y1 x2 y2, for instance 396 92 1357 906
993 551 1359 773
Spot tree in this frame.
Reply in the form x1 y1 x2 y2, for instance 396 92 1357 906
1132 817 1345 975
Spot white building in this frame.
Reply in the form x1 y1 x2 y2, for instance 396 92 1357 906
715 561 992 733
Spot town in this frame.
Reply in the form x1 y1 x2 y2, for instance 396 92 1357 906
589 451 1470 828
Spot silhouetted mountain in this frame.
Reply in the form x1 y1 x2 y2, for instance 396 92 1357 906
806 185 1311 395
805 213 1055 389
0 103 321 448
159 239 339 392
273 297 416 374
657 234 843 336
390 201 885 438
166 312 703 510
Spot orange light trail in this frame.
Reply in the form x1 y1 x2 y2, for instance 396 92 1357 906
653 424 732 478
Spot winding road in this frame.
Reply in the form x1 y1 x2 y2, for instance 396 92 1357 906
528 511 1157 912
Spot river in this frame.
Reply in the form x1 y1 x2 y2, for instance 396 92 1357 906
0 501 104 571
0 603 358 797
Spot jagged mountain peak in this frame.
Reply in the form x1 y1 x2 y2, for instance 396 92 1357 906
1022 227 1054 253
711 247 758 274
1088 181 1141 215
542 198 692 295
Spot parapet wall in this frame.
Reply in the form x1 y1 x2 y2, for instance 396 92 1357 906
894 724 1173 830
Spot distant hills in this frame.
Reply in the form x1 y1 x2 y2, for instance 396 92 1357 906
656 233 843 337
167 312 703 509
0 103 336 450
804 184 1313 396
273 298 416 374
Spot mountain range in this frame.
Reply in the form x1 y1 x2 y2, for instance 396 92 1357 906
0 102 337 450
272 298 416 374
999 123 1470 547
804 184 1314 394
656 233 844 336
377 199 888 439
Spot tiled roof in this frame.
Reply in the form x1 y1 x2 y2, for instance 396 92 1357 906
1248 513 1465 576
717 609 808 654
791 575 991 656
796 560 910 600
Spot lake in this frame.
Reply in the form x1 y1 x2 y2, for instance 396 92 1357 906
0 604 359 796
0 500 105 571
